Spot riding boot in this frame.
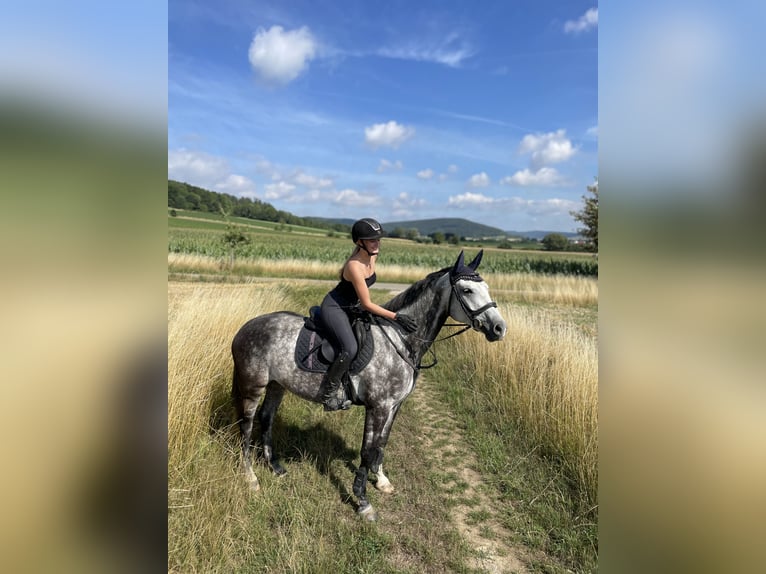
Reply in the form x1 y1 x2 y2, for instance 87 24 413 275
322 351 352 411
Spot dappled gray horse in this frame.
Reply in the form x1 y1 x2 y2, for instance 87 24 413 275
231 250 506 520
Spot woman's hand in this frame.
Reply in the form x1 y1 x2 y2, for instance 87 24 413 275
395 313 418 333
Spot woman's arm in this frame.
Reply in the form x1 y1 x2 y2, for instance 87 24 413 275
345 261 397 321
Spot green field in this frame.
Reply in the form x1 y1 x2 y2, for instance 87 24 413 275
169 212 598 277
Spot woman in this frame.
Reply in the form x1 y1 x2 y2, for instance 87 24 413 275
320 218 418 411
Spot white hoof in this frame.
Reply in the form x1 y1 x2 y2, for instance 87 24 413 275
374 476 395 494
358 504 377 522
244 468 260 491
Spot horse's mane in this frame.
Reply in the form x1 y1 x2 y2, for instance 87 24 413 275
383 266 450 312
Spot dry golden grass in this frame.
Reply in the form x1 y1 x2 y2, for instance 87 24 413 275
167 281 477 572
168 282 289 462
168 253 597 306
168 277 598 571
168 282 289 571
450 303 598 506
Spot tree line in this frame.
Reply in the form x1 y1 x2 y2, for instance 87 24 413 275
167 180 351 233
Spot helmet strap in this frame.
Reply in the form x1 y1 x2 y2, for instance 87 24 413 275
357 240 378 257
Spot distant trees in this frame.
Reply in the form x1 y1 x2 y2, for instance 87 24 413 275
542 233 569 251
168 180 349 234
571 179 598 252
389 226 421 241
430 232 445 245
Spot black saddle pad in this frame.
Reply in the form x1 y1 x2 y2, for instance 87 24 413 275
294 323 374 374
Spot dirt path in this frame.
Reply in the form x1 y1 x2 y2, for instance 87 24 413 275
411 376 533 574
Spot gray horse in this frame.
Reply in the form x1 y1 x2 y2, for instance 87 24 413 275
231 250 506 520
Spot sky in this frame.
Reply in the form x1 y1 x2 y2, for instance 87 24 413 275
168 0 598 232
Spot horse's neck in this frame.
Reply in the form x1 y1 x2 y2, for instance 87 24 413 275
394 276 452 361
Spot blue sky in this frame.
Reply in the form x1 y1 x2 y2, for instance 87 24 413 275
169 0 597 232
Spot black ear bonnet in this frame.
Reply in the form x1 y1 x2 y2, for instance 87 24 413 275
450 250 485 284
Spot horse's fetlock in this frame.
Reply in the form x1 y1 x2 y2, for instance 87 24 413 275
366 447 384 473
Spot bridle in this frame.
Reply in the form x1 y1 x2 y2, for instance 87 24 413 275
449 275 498 328
374 272 498 371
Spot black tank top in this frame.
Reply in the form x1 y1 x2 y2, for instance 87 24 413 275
330 273 377 305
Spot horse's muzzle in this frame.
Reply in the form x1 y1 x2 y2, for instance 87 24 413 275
476 319 506 341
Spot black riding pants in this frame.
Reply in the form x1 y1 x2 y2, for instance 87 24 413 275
320 292 358 360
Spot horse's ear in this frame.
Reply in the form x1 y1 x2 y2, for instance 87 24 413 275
452 250 466 274
467 250 484 271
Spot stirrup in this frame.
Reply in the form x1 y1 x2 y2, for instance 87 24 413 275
323 395 352 411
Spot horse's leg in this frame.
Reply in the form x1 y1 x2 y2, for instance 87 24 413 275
233 367 266 491
353 405 399 520
371 402 401 494
258 381 287 476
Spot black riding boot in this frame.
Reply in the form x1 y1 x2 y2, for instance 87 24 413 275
322 351 352 411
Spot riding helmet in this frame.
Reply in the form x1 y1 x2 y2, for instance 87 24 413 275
351 218 386 242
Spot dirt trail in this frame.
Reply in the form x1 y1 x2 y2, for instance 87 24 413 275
411 377 533 574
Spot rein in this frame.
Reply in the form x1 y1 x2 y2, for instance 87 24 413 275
373 277 498 371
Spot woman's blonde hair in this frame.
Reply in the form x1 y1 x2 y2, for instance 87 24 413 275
338 244 362 279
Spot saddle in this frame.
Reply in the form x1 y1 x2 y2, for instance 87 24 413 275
294 306 375 374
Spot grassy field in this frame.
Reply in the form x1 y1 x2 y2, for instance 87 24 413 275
168 247 598 572
169 214 598 278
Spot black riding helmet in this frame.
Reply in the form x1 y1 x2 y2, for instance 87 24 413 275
351 218 386 243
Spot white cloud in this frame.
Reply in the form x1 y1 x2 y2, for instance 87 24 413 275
500 167 566 187
397 192 427 207
248 26 317 85
377 158 403 173
292 172 334 189
264 181 296 200
377 35 475 68
253 158 282 181
447 193 578 216
518 129 576 168
365 121 415 149
526 198 579 216
448 192 496 206
586 125 598 138
417 168 435 180
392 192 428 217
333 189 381 207
564 8 598 34
168 148 229 183
215 174 258 197
437 164 459 182
467 172 490 188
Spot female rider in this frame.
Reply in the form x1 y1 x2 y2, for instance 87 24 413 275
320 218 417 410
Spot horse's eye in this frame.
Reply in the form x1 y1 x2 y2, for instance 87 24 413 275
463 288 472 294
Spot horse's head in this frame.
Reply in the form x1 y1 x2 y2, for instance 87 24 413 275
448 250 507 342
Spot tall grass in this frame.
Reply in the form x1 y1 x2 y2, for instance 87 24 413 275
168 275 598 571
168 283 288 572
169 252 598 307
168 282 475 573
436 303 598 569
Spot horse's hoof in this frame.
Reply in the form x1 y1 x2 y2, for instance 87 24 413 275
272 463 287 477
374 481 395 495
357 503 377 522
248 478 261 492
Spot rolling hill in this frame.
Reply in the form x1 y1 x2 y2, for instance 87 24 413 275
384 218 506 238
306 216 508 239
